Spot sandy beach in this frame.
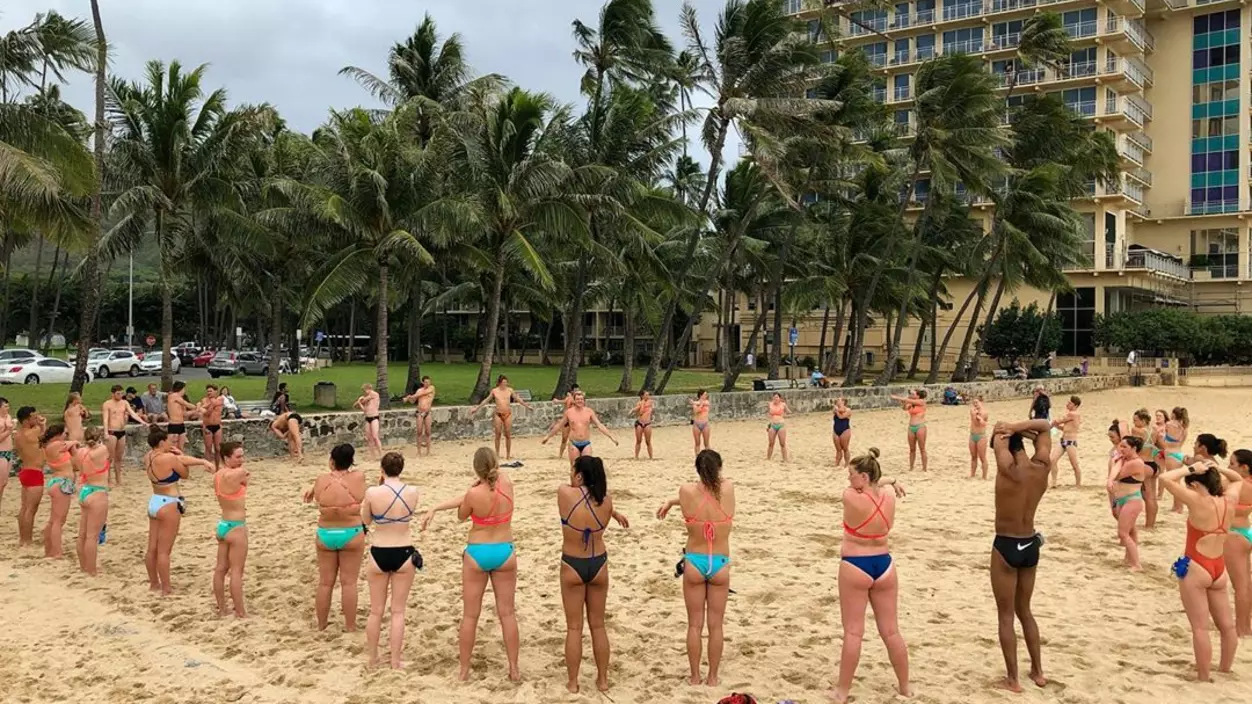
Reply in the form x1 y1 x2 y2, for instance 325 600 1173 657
2 385 1252 704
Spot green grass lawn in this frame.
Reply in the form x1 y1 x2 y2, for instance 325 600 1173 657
0 362 742 412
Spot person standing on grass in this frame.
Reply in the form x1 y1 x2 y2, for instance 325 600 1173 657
354 383 383 459
988 418 1053 692
63 392 91 442
403 376 436 456
102 386 148 484
166 381 198 452
469 375 533 460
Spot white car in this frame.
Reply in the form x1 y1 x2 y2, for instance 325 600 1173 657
139 351 181 375
88 350 142 378
0 348 44 364
0 357 92 385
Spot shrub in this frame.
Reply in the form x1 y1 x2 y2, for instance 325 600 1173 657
983 300 1060 368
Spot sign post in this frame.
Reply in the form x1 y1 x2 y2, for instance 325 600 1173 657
788 326 799 364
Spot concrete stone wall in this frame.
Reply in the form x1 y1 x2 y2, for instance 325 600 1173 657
116 374 1152 462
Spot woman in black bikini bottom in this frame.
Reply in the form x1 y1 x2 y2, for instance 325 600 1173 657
557 456 628 693
361 452 422 669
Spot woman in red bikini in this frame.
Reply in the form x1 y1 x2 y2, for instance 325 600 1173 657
1159 440 1244 682
656 449 734 687
835 447 910 703
1224 448 1252 637
73 427 110 575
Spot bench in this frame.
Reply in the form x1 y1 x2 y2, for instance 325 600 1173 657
992 370 1010 380
753 378 797 392
515 389 533 402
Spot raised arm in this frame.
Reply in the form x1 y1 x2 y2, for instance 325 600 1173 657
541 416 569 444
1159 465 1208 510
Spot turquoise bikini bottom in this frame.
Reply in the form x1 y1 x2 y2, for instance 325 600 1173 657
465 542 515 572
1233 526 1252 547
316 525 364 551
217 519 246 541
78 484 109 505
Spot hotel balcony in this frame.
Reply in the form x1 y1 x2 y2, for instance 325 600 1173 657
1097 94 1153 131
1090 175 1146 215
1118 136 1147 167
1125 165 1152 187
1186 197 1241 216
1126 130 1152 154
1116 245 1191 280
1102 16 1155 54
1101 55 1154 91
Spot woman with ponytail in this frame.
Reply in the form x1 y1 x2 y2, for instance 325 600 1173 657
1224 448 1252 636
835 447 910 703
1159 435 1243 681
657 449 735 686
422 447 520 682
557 455 628 693
73 427 110 575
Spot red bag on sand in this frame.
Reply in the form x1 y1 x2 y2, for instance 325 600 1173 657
716 694 757 704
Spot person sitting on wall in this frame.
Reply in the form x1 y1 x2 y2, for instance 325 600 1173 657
943 387 961 406
810 369 828 388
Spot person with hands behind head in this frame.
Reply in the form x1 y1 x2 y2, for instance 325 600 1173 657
421 447 520 683
834 447 910 703
557 455 629 694
1159 437 1243 682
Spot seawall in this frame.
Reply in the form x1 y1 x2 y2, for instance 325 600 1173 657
111 374 1149 462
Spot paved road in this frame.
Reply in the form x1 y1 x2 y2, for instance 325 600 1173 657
94 366 211 383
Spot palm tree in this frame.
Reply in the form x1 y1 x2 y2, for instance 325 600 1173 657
641 0 826 391
456 86 582 402
71 0 107 391
105 60 259 388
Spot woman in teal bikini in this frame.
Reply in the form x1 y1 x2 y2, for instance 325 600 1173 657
968 396 989 479
890 390 928 472
1106 436 1148 571
656 449 735 686
422 447 520 682
1225 448 1252 637
835 447 910 703
213 441 249 618
303 443 366 631
1129 409 1161 529
144 428 214 595
40 424 77 558
1159 407 1190 513
765 392 789 462
73 427 110 575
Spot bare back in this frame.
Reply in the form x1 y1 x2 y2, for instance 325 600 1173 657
463 474 514 543
679 480 734 555
315 470 366 527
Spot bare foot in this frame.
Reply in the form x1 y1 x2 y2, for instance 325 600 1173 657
458 667 470 682
507 668 521 683
1029 671 1047 687
832 686 850 703
688 675 702 686
705 674 719 687
218 608 231 618
390 661 405 670
1129 565 1142 573
566 682 579 694
997 677 1023 693
897 682 913 697
596 676 609 692
366 658 378 671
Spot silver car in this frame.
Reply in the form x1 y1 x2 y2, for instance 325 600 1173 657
208 350 290 378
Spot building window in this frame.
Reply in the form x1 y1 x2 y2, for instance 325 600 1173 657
1078 213 1095 266
943 0 983 22
1062 8 1097 39
1067 48 1096 77
1057 287 1096 356
991 20 1023 49
894 38 909 64
1191 228 1240 278
942 27 983 55
1050 87 1096 117
916 34 935 60
893 73 911 100
1191 9 1241 214
862 42 888 68
782 0 804 15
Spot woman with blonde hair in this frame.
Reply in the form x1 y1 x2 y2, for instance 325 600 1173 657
63 392 90 442
1224 448 1252 637
74 427 111 574
835 447 910 703
422 447 520 682
657 449 735 686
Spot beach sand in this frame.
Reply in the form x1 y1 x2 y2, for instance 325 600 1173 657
2 386 1252 704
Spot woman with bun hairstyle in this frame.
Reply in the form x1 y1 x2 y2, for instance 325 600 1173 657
1224 448 1252 636
1159 407 1190 513
834 447 910 703
657 449 735 686
74 427 111 574
1159 434 1244 681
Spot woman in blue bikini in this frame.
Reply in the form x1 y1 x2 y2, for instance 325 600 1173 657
73 427 110 575
212 441 249 618
1159 407 1190 513
656 449 735 686
422 447 520 682
144 428 214 595
40 423 78 558
690 390 712 455
835 447 910 703
1225 448 1252 637
558 455 628 693
832 397 852 467
765 393 789 462
1106 436 1148 571
303 443 366 631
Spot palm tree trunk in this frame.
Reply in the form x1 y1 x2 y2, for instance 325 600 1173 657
470 259 507 403
375 263 390 408
929 294 939 374
554 254 591 397
28 236 46 344
1031 292 1056 366
643 117 730 391
44 249 69 354
540 315 554 366
721 288 771 392
909 273 942 378
950 251 1003 382
617 307 636 393
347 297 356 364
266 300 283 398
968 275 1007 380
768 284 783 380
657 230 741 394
406 294 422 395
442 308 451 364
817 304 831 372
829 296 848 376
0 238 13 347
501 297 510 365
72 1 107 391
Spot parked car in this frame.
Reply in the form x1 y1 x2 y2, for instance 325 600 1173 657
68 347 108 363
89 350 142 378
208 350 291 378
113 346 146 361
0 357 91 385
139 351 181 375
0 349 44 364
192 349 216 367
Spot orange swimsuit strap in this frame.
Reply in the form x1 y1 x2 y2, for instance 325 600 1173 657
471 482 514 526
844 490 892 540
215 471 247 501
683 489 733 560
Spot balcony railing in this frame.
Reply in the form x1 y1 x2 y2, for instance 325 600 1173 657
1123 179 1145 203
1120 138 1146 165
1127 165 1152 186
868 52 888 67
943 39 985 55
1122 247 1191 279
943 2 986 21
893 85 912 101
1192 262 1241 280
1103 16 1156 53
1067 99 1097 117
1065 20 1098 40
848 15 888 36
989 32 1021 50
1127 130 1152 152
1187 198 1241 216
871 86 886 102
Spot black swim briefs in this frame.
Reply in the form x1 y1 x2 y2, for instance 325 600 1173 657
993 533 1043 570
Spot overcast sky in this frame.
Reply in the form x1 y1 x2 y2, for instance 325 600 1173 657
4 0 738 166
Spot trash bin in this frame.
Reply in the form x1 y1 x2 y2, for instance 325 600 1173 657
314 381 336 408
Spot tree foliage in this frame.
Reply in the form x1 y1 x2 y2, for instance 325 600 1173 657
983 300 1060 367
